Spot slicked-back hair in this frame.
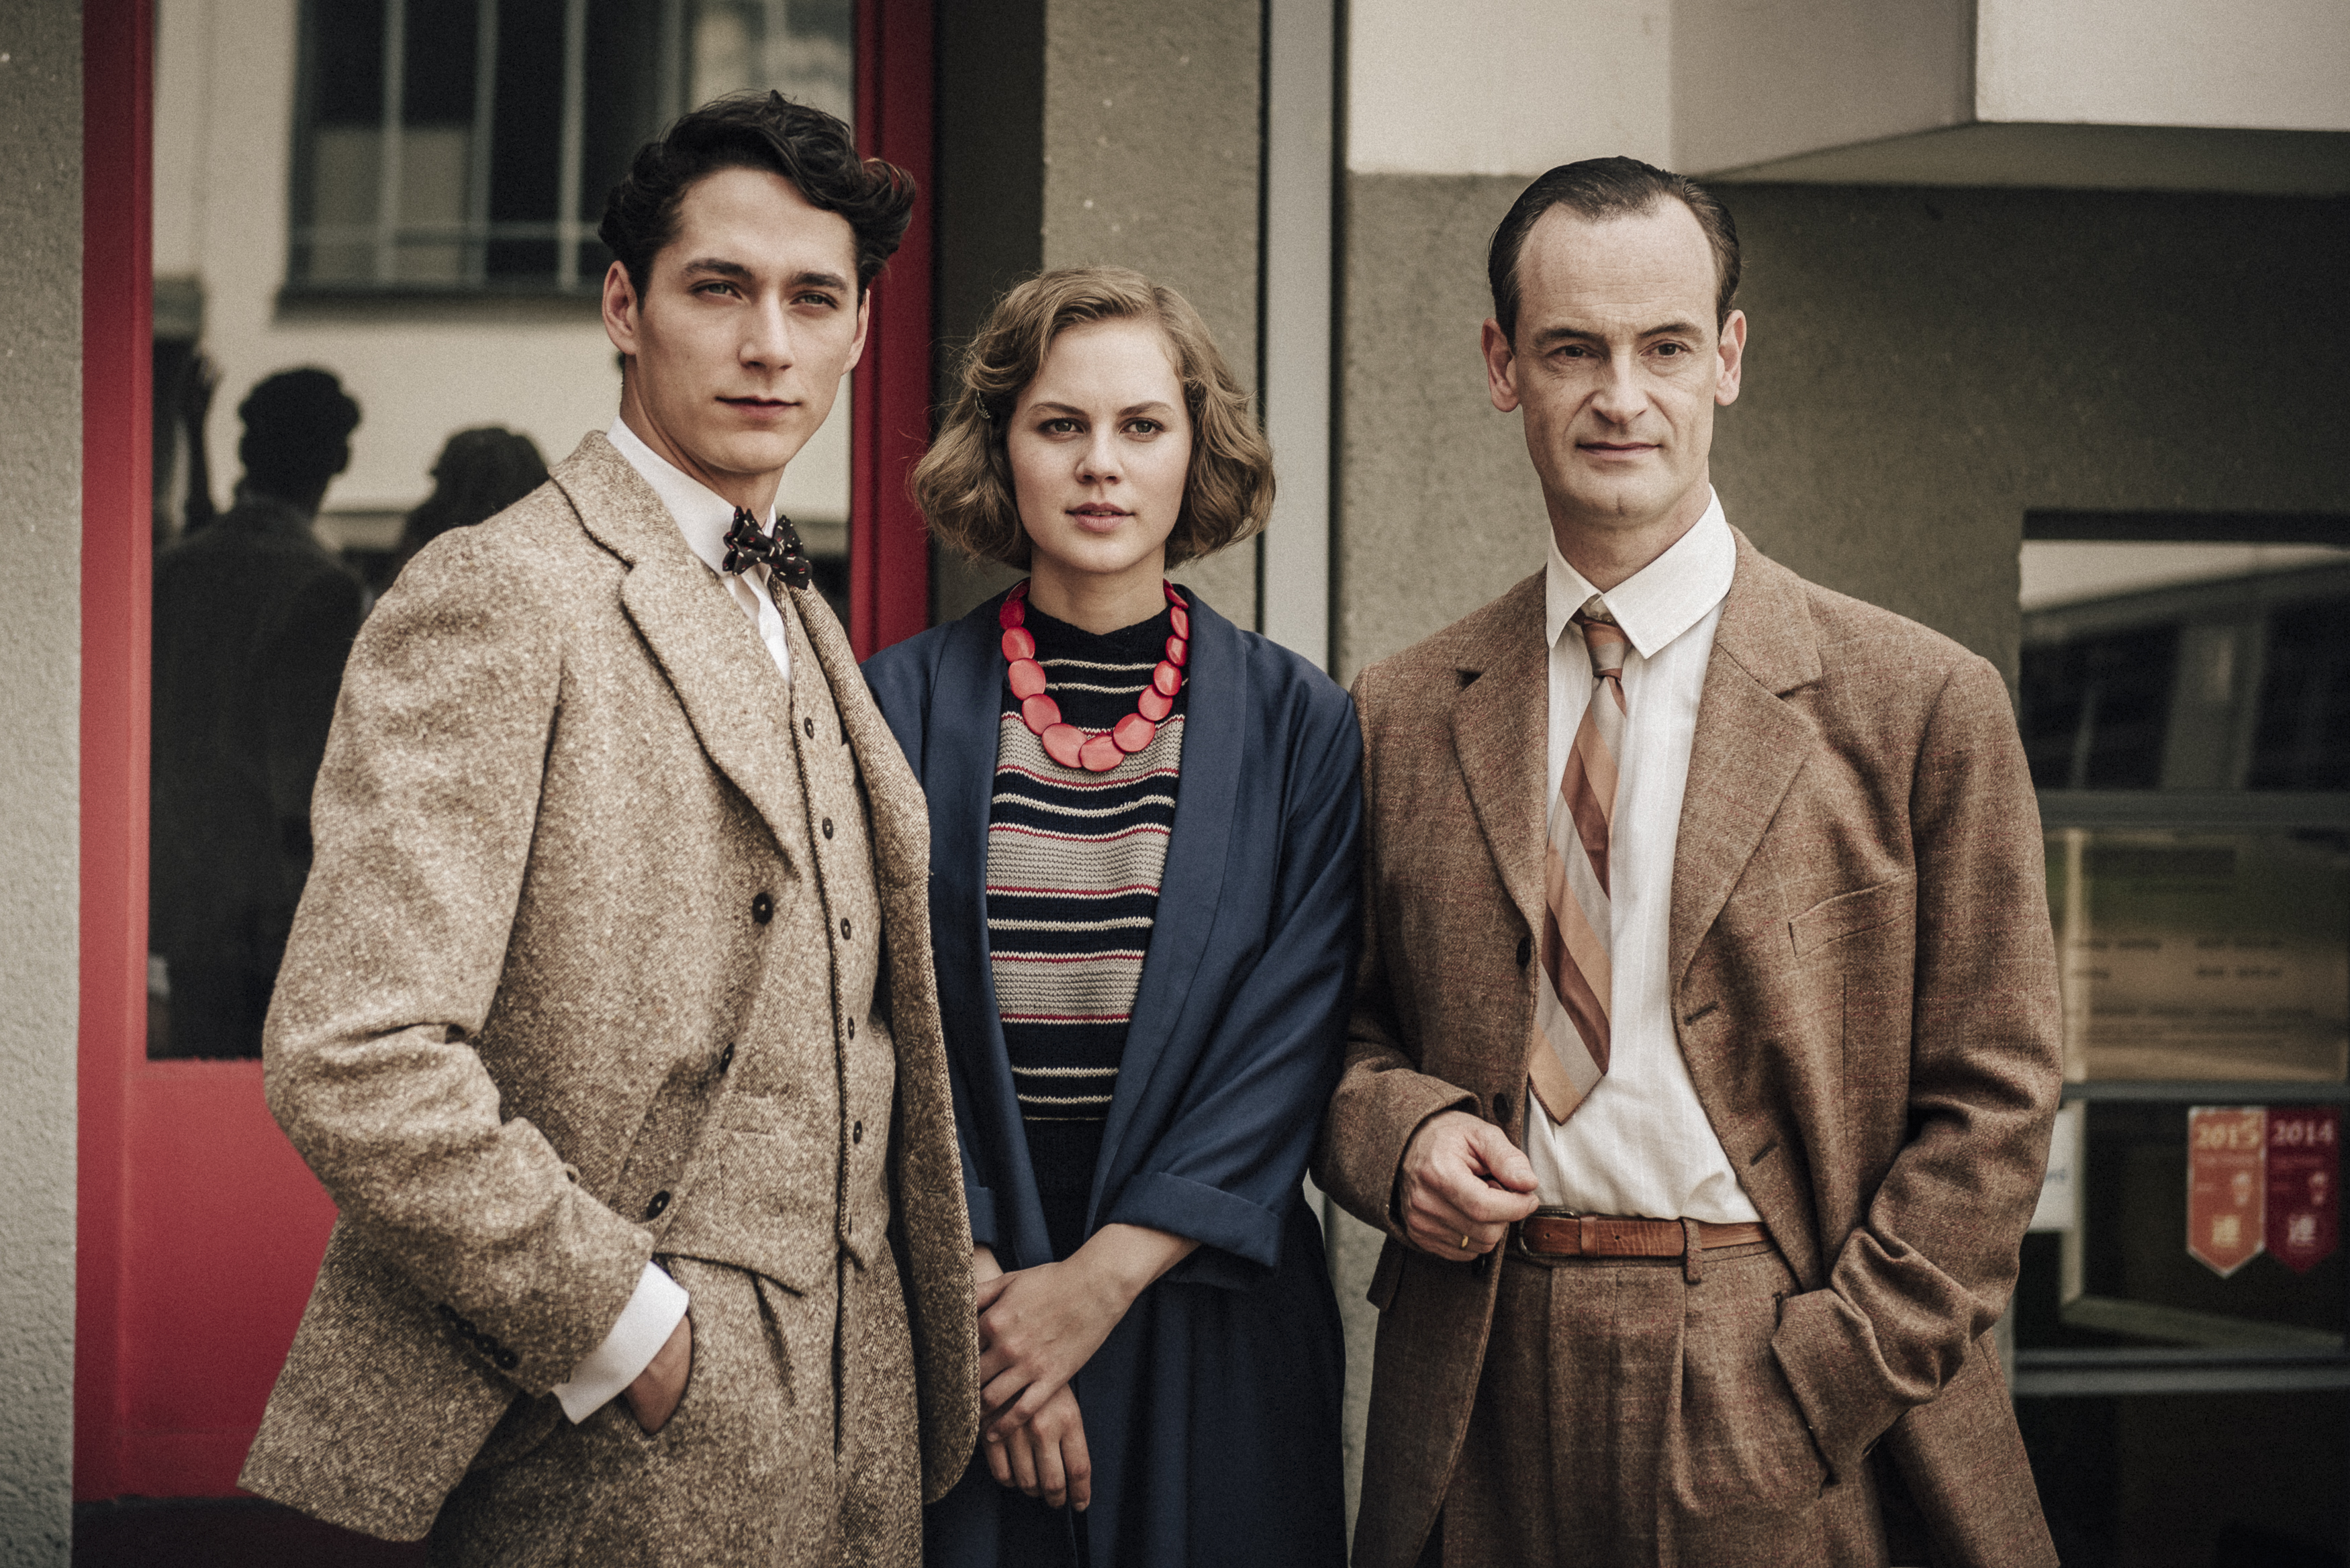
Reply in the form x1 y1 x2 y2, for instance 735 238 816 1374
914 267 1273 571
599 91 915 299
1487 156 1741 340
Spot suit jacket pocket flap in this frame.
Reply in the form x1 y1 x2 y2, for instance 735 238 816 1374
656 1122 831 1295
1789 875 1916 959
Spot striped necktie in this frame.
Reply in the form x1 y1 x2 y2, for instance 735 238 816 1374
1529 595 1627 1124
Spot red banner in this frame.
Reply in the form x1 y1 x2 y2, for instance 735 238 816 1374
2188 1106 2267 1277
2265 1107 2341 1275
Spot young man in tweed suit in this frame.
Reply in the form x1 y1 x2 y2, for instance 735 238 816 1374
239 94 976 1565
1315 158 2063 1567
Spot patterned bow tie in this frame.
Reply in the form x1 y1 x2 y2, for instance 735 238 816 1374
721 506 813 590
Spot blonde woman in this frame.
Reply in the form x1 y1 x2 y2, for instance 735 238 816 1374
864 268 1354 1567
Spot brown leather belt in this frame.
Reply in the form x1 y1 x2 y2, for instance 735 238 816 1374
1517 1213 1771 1259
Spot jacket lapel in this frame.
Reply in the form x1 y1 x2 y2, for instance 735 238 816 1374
1448 574 1551 943
553 434 807 862
917 603 1055 1265
918 607 1011 1061
1090 590 1243 1210
1667 530 1826 991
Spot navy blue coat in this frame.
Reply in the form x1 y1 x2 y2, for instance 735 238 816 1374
864 588 1358 1568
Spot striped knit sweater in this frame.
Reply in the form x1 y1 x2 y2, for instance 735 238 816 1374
986 599 1186 1245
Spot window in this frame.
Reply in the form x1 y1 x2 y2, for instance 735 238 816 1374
2010 513 2350 1567
287 0 853 295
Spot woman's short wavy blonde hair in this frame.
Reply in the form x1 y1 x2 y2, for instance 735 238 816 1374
912 266 1274 569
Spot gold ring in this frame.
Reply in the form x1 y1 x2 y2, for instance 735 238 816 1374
1458 1233 1472 1251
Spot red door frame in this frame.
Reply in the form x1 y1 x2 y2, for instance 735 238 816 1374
77 0 157 1498
75 0 939 1500
850 0 935 657
79 0 346 1497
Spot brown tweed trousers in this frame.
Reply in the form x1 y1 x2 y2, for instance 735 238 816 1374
1314 532 2063 1568
238 433 978 1551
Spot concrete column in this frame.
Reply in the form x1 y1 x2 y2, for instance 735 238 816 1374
0 2 84 1561
1043 0 1262 626
933 0 1266 628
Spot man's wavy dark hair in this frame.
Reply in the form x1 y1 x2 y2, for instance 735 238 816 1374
599 91 916 298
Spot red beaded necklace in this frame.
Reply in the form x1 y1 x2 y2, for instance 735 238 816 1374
1000 578 1190 773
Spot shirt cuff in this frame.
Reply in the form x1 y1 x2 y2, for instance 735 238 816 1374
551 1262 690 1424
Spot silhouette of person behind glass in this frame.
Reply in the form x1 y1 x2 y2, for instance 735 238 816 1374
151 367 366 1058
394 426 549 577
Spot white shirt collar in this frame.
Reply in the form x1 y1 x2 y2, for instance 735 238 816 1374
1544 488 1735 660
605 415 775 577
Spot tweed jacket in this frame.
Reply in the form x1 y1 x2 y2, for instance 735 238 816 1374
1315 532 2063 1568
238 434 978 1540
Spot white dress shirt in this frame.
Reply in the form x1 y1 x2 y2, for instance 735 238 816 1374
606 415 793 683
1525 491 1762 1224
548 415 801 1421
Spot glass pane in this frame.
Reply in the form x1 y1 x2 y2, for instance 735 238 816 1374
395 124 472 281
2049 828 2349 1083
2020 539 2350 793
2019 1104 2346 1351
150 369 369 1059
2020 1389 2349 1567
487 0 567 284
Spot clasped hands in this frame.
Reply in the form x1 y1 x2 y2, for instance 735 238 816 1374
971 1224 1198 1512
1397 1109 1539 1259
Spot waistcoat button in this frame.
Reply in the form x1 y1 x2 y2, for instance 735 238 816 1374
853 1120 863 1145
718 1043 735 1072
751 893 773 924
822 817 834 839
803 716 816 738
839 917 851 940
645 1190 670 1220
846 1018 857 1040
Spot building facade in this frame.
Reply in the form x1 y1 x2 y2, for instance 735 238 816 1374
4 0 2346 1560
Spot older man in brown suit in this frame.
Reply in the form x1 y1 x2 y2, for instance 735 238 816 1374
238 95 976 1563
1315 158 2062 1568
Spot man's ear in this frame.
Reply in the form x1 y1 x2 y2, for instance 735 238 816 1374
843 289 873 374
1481 318 1520 414
602 260 642 358
1713 309 1746 407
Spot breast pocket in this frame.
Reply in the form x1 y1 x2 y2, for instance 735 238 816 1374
1787 875 1914 961
1791 877 1919 1118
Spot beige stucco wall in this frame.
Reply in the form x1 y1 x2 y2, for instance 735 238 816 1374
0 2 81 1561
1335 176 2350 685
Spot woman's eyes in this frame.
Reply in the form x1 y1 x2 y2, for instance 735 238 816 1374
1035 418 1164 436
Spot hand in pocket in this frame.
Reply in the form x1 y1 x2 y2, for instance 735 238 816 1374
623 1312 694 1435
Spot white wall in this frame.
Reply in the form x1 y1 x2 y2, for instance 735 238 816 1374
1347 0 1670 176
154 0 851 524
1674 0 1972 173
1978 0 2350 132
1346 0 2350 183
0 0 83 1560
